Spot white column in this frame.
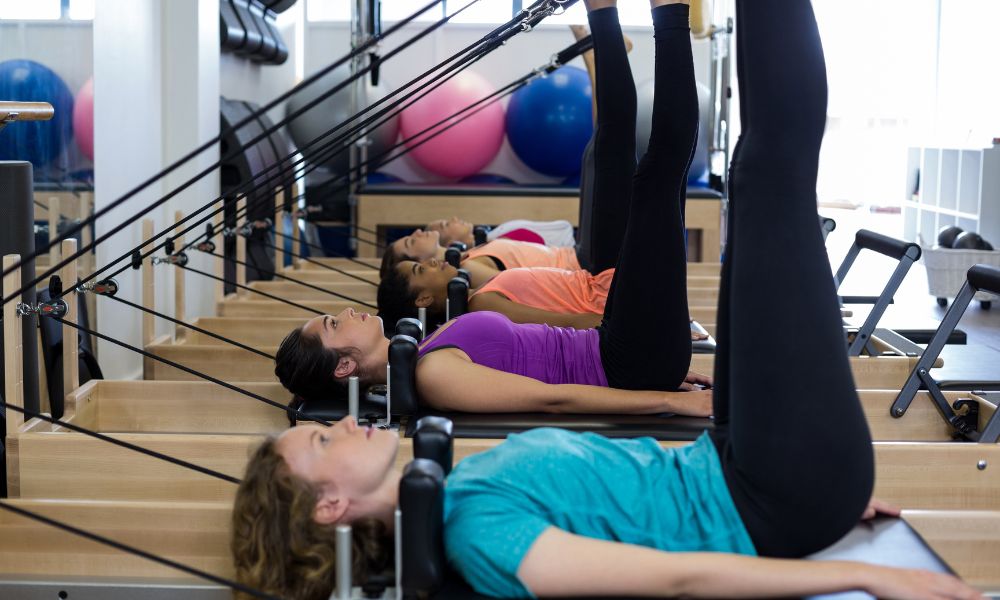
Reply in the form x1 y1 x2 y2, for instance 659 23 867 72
94 0 220 378
161 0 221 324
93 0 165 379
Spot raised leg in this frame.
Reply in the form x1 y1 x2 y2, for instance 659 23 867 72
711 0 874 558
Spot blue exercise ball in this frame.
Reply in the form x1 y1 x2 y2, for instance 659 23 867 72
366 171 404 185
563 172 581 187
635 79 712 185
506 66 593 178
0 59 74 166
459 173 515 184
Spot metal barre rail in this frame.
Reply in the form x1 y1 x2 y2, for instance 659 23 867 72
0 101 55 123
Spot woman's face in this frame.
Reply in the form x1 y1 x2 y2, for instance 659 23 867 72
426 216 473 247
388 229 441 262
302 308 385 378
397 257 459 310
276 417 399 517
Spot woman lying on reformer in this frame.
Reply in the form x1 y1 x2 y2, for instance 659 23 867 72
235 4 983 599
426 215 576 248
376 256 713 337
377 256 613 330
380 227 581 285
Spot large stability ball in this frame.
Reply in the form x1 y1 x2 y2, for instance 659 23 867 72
635 79 712 184
399 71 505 179
367 171 403 185
506 66 593 178
0 59 74 166
460 173 515 184
73 77 95 162
285 65 399 174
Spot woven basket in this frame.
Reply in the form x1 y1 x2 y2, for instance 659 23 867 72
922 246 1000 307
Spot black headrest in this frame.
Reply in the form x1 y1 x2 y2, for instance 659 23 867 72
447 277 469 320
395 317 423 341
473 226 490 247
388 335 418 416
413 417 454 475
444 247 462 268
399 458 446 596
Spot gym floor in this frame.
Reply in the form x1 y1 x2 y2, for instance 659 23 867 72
826 206 1000 383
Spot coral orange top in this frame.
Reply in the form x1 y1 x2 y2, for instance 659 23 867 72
472 267 614 314
464 239 581 271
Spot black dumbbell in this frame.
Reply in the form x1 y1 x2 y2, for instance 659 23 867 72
937 225 963 248
952 231 993 251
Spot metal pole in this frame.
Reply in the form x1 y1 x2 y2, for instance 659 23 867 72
334 525 353 600
394 508 403 600
350 0 373 256
348 376 360 420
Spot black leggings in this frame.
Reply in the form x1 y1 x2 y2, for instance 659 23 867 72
710 0 875 557
576 9 636 275
595 4 694 391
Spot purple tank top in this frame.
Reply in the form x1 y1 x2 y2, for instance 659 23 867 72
417 311 608 387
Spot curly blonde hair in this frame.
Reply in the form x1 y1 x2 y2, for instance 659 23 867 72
231 437 391 600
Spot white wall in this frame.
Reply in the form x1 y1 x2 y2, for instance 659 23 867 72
161 0 221 327
94 0 220 378
93 0 164 379
303 21 713 184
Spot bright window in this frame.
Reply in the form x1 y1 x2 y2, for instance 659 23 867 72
811 0 940 207
935 0 1000 147
0 0 61 20
447 0 513 24
68 0 94 20
306 0 350 22
380 0 443 23
0 0 94 20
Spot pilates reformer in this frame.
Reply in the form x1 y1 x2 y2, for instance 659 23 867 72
891 264 1000 441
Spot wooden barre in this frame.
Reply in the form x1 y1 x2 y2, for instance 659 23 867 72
0 101 54 122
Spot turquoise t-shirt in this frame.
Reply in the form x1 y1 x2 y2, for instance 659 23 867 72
443 429 755 598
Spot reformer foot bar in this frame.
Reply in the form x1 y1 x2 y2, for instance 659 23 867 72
892 265 1000 442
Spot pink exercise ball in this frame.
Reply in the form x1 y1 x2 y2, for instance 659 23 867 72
73 77 94 161
399 71 505 179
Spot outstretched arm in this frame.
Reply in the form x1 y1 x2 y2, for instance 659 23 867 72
518 527 983 599
416 350 711 415
469 292 603 330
